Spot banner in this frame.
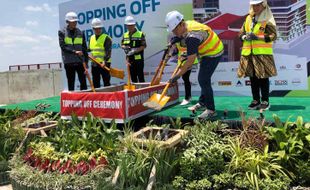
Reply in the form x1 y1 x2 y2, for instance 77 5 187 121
59 0 309 96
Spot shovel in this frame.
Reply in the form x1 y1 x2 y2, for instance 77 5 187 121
143 64 181 111
82 62 96 92
124 59 135 90
88 55 125 79
150 46 172 86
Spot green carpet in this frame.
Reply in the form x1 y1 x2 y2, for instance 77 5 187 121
0 96 309 122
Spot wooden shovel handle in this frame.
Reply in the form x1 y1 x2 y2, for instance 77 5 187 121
159 64 181 101
88 55 110 71
82 62 95 92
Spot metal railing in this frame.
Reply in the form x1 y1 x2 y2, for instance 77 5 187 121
9 62 62 71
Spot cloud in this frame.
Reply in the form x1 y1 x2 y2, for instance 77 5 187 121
24 3 52 12
0 26 55 46
26 21 39 27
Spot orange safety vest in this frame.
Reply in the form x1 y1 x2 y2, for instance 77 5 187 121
241 15 273 56
186 20 224 57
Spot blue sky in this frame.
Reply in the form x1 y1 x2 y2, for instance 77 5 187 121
0 0 70 72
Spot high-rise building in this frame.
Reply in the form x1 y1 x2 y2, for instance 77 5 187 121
193 0 220 22
269 0 307 42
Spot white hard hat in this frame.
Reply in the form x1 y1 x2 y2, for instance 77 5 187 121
125 16 135 25
250 0 264 5
91 18 103 28
65 12 78 22
165 10 184 32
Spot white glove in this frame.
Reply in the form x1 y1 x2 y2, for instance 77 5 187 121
127 49 136 56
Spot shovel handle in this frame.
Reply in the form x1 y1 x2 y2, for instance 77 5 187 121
150 46 172 86
88 55 110 71
159 64 181 101
83 62 95 92
126 59 131 86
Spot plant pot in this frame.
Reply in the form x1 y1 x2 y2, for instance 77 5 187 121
0 170 10 186
130 127 188 148
23 121 57 137
11 177 93 190
0 161 10 185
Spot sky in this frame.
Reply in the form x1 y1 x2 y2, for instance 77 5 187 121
0 0 70 72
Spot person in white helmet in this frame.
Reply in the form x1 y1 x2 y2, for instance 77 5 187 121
121 16 147 83
238 0 277 110
88 18 112 87
58 11 88 91
165 10 224 119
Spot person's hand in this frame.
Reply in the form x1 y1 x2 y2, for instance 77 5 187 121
84 68 89 75
245 33 258 41
100 61 105 67
127 49 136 56
75 51 83 56
168 75 180 83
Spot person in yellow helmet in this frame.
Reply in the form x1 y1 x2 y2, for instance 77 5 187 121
89 18 112 87
238 0 277 110
166 10 224 119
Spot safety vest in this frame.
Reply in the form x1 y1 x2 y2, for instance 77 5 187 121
61 27 84 64
89 34 111 64
241 15 273 56
175 42 198 66
122 30 144 60
186 20 224 57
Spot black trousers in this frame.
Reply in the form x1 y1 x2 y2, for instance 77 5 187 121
91 63 111 88
250 75 270 102
182 69 192 100
129 60 145 83
64 63 87 91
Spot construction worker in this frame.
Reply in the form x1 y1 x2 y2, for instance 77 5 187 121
89 18 112 87
166 11 224 119
173 40 199 106
58 11 88 91
121 16 147 83
238 0 277 110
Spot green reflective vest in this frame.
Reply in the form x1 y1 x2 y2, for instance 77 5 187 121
89 34 111 64
122 30 144 60
241 15 273 56
61 27 84 64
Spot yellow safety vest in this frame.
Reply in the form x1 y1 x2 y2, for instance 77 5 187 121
175 42 198 66
241 15 273 56
89 34 111 63
186 20 224 57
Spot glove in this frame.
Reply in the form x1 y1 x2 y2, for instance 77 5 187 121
245 33 258 41
122 46 131 54
127 49 136 56
168 75 180 83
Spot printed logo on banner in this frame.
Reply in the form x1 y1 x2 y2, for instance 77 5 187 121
279 65 287 70
215 69 226 72
218 81 232 86
231 68 238 72
275 80 288 86
245 80 251 86
295 64 302 70
236 80 243 87
292 78 301 86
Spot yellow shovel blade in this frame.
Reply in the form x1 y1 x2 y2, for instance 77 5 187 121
110 68 125 79
124 85 135 91
143 93 170 111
